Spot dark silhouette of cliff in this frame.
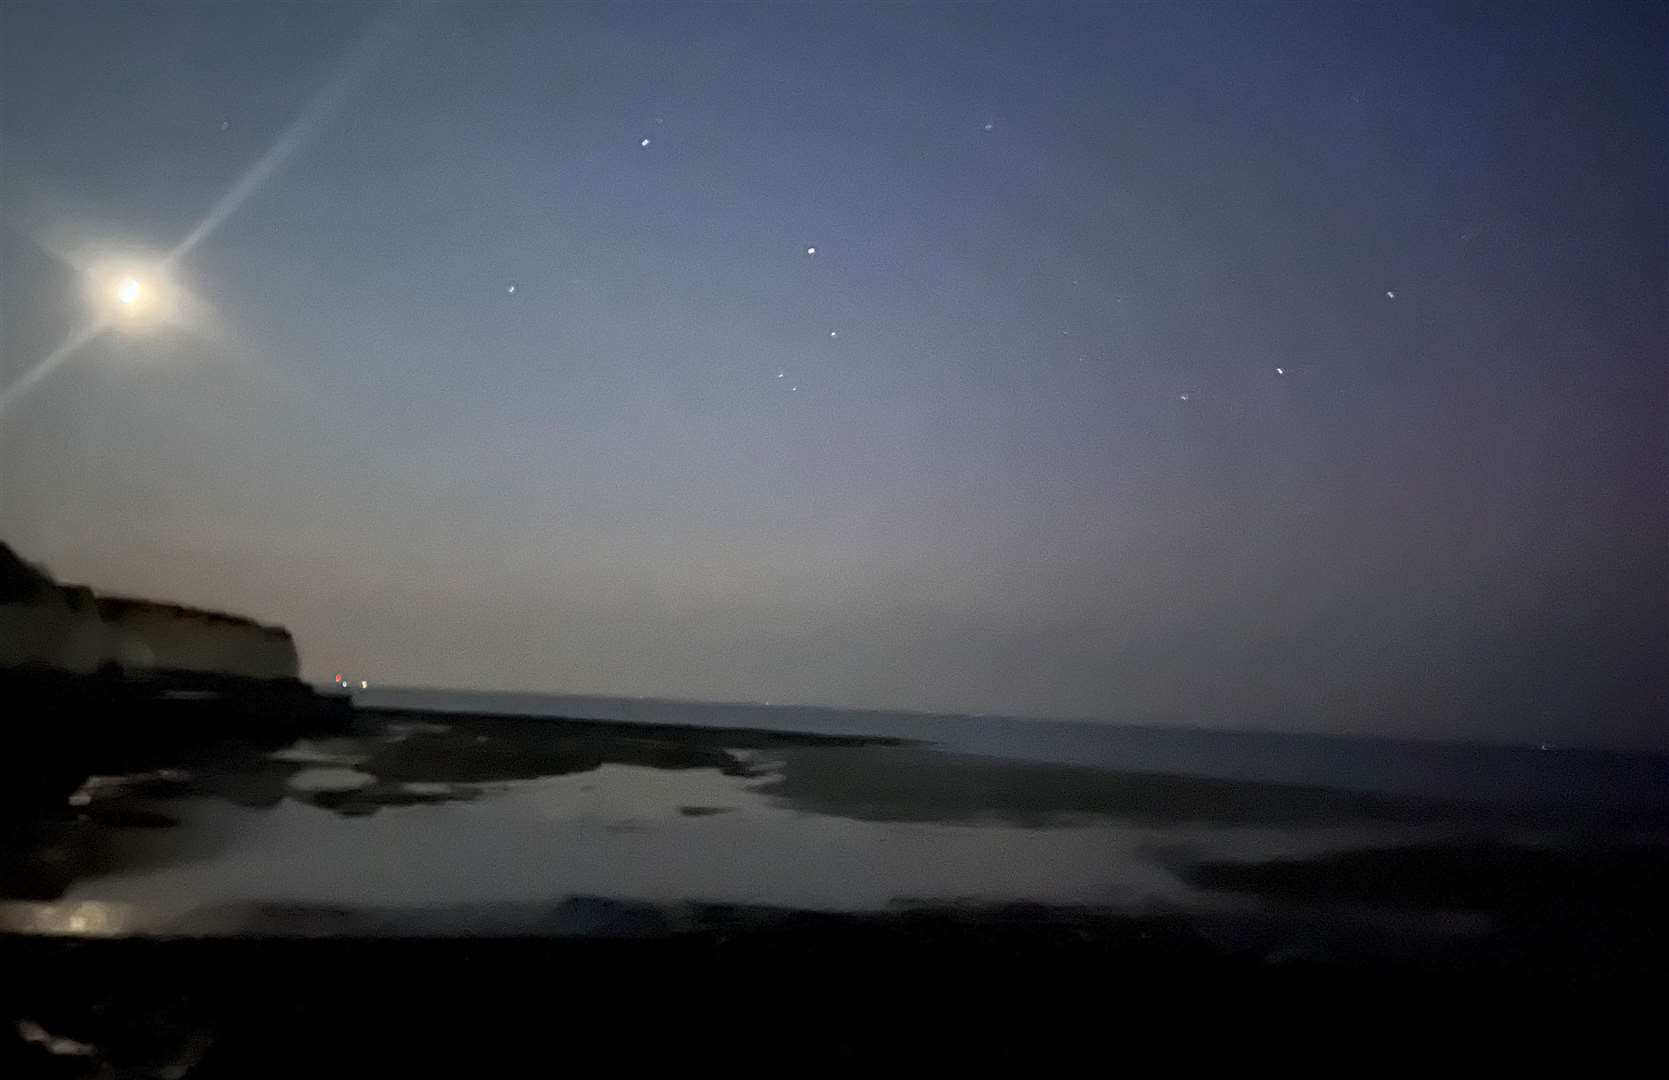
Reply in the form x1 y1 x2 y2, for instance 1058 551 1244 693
1 541 348 814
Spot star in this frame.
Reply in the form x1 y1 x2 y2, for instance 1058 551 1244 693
505 284 516 294
1178 393 1191 401
805 246 816 256
1275 366 1284 375
983 121 994 131
1385 290 1396 299
777 371 785 378
829 331 838 338
640 137 651 148
219 119 229 131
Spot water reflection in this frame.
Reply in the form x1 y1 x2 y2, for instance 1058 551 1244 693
27 711 844 827
15 709 1584 835
4 707 1662 945
0 711 905 903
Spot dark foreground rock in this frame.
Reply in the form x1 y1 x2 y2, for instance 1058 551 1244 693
3 895 1659 1075
1 669 351 814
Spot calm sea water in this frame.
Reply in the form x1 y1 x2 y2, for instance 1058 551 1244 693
359 686 1669 813
4 686 1664 947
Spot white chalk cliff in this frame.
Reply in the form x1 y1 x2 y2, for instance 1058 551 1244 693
0 542 299 681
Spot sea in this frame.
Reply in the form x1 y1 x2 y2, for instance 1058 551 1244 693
363 686 1669 811
4 687 1666 958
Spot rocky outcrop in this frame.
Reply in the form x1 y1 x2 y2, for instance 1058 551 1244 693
0 542 299 681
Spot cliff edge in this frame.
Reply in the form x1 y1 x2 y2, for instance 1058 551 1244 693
0 542 300 681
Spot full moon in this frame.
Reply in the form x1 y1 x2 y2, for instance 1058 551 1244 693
85 259 181 330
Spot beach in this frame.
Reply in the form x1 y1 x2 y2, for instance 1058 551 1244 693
5 695 1666 940
4 694 1668 1069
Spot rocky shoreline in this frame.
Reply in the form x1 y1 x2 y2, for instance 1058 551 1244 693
2 669 352 815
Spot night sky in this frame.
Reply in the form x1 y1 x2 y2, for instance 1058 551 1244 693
2 2 1664 747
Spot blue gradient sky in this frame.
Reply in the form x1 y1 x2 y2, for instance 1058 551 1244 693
2 1 1664 746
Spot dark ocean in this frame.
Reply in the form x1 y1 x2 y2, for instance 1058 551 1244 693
365 687 1669 811
6 686 1666 963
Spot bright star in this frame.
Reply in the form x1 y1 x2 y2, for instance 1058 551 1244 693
117 279 141 305
1275 367 1285 375
640 138 650 148
805 246 816 256
1386 290 1396 299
